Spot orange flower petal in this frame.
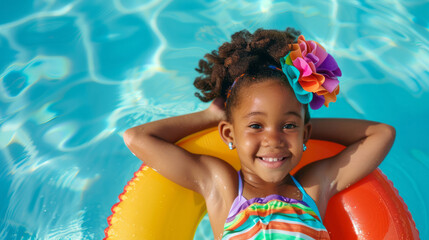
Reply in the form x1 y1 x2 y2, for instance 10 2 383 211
299 73 325 92
323 85 340 107
289 44 302 61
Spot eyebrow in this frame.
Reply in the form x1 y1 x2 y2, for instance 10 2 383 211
244 111 302 119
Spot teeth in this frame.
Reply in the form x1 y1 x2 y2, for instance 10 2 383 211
261 157 283 162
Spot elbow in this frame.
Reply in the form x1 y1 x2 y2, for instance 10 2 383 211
379 124 396 144
123 128 134 147
384 124 396 138
123 127 142 148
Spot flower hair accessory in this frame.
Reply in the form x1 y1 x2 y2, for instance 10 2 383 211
279 35 342 110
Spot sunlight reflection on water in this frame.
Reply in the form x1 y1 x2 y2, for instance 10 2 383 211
0 0 428 239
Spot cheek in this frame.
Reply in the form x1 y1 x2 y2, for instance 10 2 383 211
291 136 304 153
240 137 255 150
237 132 260 152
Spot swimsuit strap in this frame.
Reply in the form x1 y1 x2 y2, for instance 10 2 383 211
290 175 323 222
237 171 243 196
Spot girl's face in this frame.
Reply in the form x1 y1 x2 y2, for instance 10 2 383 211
229 79 311 184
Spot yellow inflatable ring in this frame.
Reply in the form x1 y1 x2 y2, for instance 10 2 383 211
104 128 419 239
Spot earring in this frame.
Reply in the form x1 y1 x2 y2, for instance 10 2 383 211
303 143 307 152
228 142 234 150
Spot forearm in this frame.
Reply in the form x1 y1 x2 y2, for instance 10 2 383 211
122 102 225 194
309 118 395 146
125 109 219 144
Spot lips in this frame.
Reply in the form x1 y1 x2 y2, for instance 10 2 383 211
260 157 285 162
257 156 288 168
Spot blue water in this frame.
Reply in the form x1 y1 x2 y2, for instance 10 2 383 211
0 0 428 239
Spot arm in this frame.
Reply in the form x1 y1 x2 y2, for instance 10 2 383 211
309 118 396 197
123 98 229 195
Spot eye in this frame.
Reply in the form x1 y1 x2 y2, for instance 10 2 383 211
249 124 262 129
283 123 297 129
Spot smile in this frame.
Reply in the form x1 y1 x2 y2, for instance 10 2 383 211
256 156 288 168
259 157 285 162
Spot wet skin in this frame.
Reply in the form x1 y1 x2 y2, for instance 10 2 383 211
124 75 395 239
220 78 311 199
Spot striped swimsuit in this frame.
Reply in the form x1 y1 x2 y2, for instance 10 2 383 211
222 171 330 240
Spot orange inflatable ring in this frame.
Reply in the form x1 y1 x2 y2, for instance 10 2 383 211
104 128 419 239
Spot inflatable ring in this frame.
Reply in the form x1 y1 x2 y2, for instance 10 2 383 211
104 128 419 239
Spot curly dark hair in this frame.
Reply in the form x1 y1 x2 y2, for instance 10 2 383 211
194 27 310 123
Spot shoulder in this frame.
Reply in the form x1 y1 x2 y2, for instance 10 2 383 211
294 159 332 210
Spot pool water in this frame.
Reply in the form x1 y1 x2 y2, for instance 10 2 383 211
0 0 428 239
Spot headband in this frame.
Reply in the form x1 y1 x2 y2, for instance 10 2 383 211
225 74 254 107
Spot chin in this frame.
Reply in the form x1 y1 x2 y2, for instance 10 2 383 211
260 171 289 183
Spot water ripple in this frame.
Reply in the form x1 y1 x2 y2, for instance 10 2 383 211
0 0 428 239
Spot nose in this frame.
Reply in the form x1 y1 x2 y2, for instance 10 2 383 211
261 129 285 148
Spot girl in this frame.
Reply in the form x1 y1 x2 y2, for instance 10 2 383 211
124 28 396 239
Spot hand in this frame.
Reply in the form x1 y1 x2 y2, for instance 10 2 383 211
206 97 226 122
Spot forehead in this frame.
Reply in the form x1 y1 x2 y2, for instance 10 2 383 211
234 79 304 118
